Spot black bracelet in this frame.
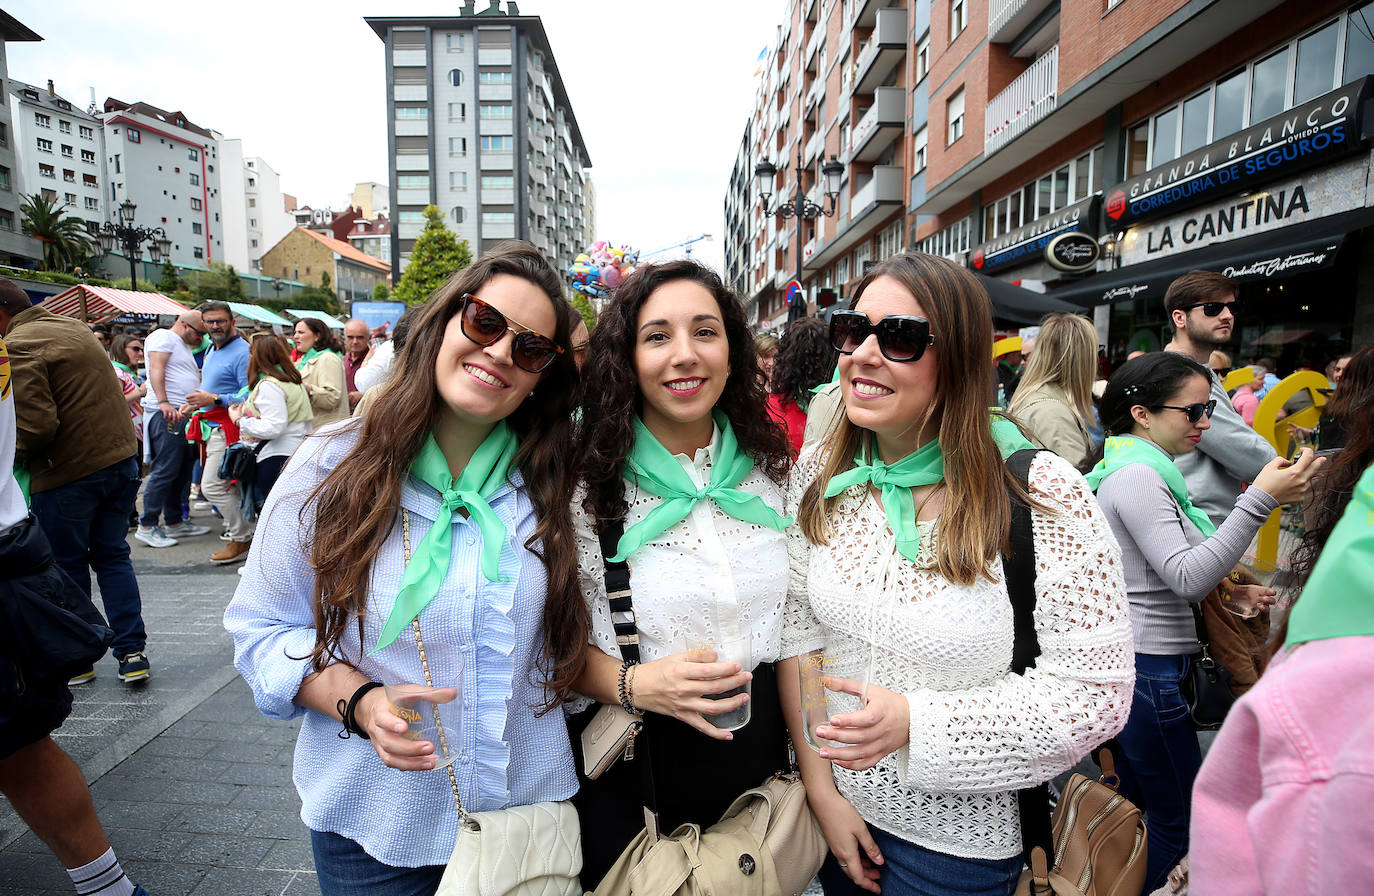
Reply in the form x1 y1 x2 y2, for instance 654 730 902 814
617 660 639 714
336 681 383 740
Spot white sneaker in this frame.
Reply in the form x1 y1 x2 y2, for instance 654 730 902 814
193 500 212 510
135 526 179 548
164 521 212 538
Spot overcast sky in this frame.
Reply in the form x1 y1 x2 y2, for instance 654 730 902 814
5 0 786 274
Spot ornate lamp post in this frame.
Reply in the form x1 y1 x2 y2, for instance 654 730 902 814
97 199 172 291
754 147 844 322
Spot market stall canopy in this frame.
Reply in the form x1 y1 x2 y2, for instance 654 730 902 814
40 285 188 323
975 273 1084 326
285 309 344 329
227 302 293 327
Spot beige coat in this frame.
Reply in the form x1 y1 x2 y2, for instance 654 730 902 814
1011 382 1095 472
298 350 348 428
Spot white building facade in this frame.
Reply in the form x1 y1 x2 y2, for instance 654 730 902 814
219 137 294 273
6 79 106 236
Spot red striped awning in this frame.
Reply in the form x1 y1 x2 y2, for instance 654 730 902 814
41 285 189 323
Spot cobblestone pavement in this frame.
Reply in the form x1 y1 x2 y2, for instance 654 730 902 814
0 511 320 896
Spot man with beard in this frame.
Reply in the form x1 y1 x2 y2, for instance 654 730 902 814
1163 270 1277 527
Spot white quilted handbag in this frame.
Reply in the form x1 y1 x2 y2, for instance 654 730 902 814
436 800 582 896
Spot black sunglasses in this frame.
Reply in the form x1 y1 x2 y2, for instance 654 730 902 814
458 294 563 374
829 311 935 363
1181 301 1240 317
1157 400 1217 424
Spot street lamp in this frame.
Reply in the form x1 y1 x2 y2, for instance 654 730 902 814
754 146 844 322
97 200 173 291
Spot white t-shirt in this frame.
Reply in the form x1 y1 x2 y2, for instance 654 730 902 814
1 336 28 531
140 327 200 412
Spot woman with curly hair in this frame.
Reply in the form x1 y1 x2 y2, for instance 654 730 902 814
768 317 839 455
569 259 794 888
224 241 585 893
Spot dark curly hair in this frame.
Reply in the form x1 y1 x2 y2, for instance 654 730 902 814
576 259 792 522
769 317 837 410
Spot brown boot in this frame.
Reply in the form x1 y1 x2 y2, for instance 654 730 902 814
211 540 251 565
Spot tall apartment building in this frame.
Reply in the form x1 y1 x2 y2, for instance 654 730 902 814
219 138 294 273
729 0 1374 355
367 2 594 276
99 99 224 268
7 79 107 234
0 12 42 267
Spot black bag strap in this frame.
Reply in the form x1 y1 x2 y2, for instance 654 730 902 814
1000 448 1055 865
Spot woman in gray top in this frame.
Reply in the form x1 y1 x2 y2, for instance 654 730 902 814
1087 352 1321 894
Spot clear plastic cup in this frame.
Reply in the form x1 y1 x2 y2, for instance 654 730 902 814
798 648 840 752
688 635 752 732
383 679 462 769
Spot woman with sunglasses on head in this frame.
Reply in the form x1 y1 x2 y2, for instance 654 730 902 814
224 242 583 895
568 259 793 888
781 252 1133 896
1086 351 1322 894
293 318 349 429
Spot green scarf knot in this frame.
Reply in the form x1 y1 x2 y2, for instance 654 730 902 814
373 422 518 652
609 412 791 562
1085 435 1216 536
295 346 340 370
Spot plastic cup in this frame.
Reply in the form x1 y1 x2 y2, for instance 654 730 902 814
798 648 841 752
383 680 462 769
688 635 752 732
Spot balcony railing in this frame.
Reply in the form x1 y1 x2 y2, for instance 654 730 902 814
984 44 1058 156
849 86 904 160
989 0 1054 43
854 7 907 93
852 164 903 212
804 128 825 164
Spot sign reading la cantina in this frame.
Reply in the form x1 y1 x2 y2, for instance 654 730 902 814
1104 77 1371 229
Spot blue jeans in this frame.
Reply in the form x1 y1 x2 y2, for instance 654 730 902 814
29 457 146 659
310 829 445 896
1113 653 1201 895
819 827 1022 896
140 411 195 528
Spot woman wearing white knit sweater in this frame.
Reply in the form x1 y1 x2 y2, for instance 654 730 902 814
779 253 1135 896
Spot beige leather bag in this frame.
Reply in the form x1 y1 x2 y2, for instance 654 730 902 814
1014 750 1147 896
592 771 825 896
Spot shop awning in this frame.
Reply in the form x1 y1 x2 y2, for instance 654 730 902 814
1045 206 1374 308
40 285 188 323
976 273 1085 325
285 309 344 329
227 302 293 327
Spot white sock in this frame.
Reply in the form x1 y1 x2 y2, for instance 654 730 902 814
67 848 135 896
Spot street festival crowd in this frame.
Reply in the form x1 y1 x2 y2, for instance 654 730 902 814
0 244 1371 896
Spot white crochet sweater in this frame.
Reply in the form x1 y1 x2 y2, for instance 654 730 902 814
781 448 1135 860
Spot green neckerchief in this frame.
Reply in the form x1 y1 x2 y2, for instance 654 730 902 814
824 415 1034 563
112 360 134 376
1285 461 1374 648
373 422 519 652
609 411 791 562
1085 435 1217 537
810 367 841 395
295 346 340 370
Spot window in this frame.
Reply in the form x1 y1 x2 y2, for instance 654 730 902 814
398 209 426 224
35 113 50 128
127 128 141 143
450 171 468 191
39 163 54 178
913 126 928 172
84 196 98 210
1347 1 1374 85
449 136 468 156
0 167 8 191
37 138 52 153
248 177 255 186
915 37 930 82
63 169 75 182
40 189 56 202
946 89 965 144
482 211 516 226
192 222 202 234
447 32 465 52
251 238 258 248
877 219 902 260
478 69 512 85
481 174 514 190
60 144 72 158
396 103 428 119
81 149 95 163
448 102 467 121
950 0 967 41
1295 22 1339 103
0 211 12 231
480 135 513 153
918 217 971 257
64 192 76 203
479 103 513 119
193 247 204 259
83 173 97 187
398 174 430 189
190 198 202 210
451 206 466 223
981 148 1103 238
189 173 200 186
0 123 6 147
448 68 464 86
79 125 93 139
1250 48 1289 123
188 147 199 162
250 218 256 227
59 120 72 134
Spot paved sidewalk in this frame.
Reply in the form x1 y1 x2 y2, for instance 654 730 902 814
0 514 320 895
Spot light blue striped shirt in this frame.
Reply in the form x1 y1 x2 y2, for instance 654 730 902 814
223 421 577 867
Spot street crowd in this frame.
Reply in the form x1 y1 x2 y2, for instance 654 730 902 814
1 243 1370 896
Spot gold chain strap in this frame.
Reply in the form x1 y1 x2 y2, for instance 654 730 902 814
402 509 465 818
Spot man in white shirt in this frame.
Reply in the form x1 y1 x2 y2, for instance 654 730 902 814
137 311 210 548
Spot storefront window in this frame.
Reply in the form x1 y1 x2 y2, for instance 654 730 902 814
1125 122 1149 178
1296 22 1339 103
1075 153 1091 202
1053 167 1070 209
1214 70 1247 138
1250 48 1289 123
1152 106 1180 166
1180 91 1211 154
1345 2 1374 83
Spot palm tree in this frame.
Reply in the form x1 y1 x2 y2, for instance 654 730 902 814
19 192 93 272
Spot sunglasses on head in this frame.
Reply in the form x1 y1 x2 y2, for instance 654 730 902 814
1181 300 1240 317
1157 399 1217 424
458 294 563 374
829 310 936 363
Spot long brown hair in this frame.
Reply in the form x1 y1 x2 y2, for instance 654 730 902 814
248 334 302 385
798 252 1036 585
303 241 586 706
575 259 791 523
1325 345 1374 423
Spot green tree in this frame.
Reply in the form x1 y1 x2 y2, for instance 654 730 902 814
19 193 92 272
188 262 246 303
393 206 472 306
372 283 391 302
157 259 181 294
570 291 597 331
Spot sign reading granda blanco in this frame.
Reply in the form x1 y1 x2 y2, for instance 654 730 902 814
1104 77 1371 230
